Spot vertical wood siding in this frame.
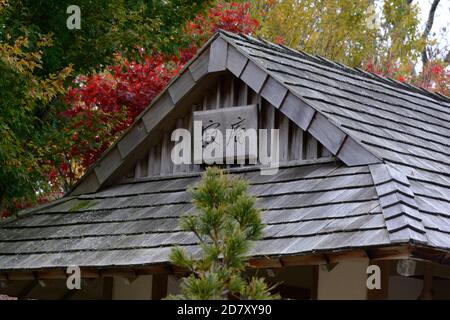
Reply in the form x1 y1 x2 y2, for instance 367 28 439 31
125 74 331 179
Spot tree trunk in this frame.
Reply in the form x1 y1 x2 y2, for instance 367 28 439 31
445 51 450 64
421 0 441 67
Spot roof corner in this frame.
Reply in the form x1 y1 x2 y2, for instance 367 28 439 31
369 163 428 245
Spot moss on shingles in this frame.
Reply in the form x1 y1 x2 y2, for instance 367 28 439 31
69 199 98 212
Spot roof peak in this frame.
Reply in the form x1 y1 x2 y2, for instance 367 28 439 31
67 29 448 199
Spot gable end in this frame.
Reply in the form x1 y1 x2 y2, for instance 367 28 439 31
70 33 382 195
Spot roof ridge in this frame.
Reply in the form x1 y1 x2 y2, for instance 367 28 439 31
225 30 450 106
218 31 384 167
61 30 381 197
67 32 223 196
57 30 447 202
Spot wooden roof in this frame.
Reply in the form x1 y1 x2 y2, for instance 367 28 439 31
0 31 449 271
0 160 391 270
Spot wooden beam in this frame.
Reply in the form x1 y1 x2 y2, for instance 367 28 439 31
240 60 268 93
337 136 380 165
367 246 411 261
279 92 315 131
227 45 248 78
327 249 368 264
290 123 304 160
118 120 147 158
189 48 210 81
323 263 339 272
280 254 327 266
168 70 196 104
308 113 346 155
5 265 171 283
94 147 123 184
135 265 172 275
37 269 67 280
216 77 222 109
152 274 168 300
7 272 35 281
101 270 136 282
208 37 228 73
142 93 175 132
5 269 101 281
260 76 288 108
248 257 283 269
81 269 100 279
411 246 448 264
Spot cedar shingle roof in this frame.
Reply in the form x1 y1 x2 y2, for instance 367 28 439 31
217 30 450 249
0 31 449 271
0 161 389 270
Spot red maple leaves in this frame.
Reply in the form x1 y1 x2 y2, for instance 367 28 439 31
61 2 258 178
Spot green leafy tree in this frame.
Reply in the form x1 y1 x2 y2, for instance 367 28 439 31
0 34 72 215
0 0 213 215
249 0 448 93
169 167 278 300
1 0 211 75
250 0 424 71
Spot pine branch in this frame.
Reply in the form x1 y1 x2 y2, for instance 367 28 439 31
168 167 278 300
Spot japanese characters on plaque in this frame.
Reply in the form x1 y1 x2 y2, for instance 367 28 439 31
192 105 258 164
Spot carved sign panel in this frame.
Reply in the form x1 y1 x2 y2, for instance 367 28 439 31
192 105 258 163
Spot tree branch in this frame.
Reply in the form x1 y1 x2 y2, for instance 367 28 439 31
445 51 450 64
421 0 441 66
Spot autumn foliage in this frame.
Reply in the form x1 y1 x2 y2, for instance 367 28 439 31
61 2 258 184
17 2 450 204
64 54 179 169
2 1 449 217
365 57 449 96
0 1 258 217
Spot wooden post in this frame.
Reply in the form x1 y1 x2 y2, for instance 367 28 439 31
216 78 221 109
278 112 289 163
419 262 433 300
367 260 390 300
148 146 156 176
151 274 168 300
173 118 185 173
289 123 304 160
61 289 78 300
160 133 172 174
17 279 39 300
102 277 114 300
311 265 319 300
305 133 319 159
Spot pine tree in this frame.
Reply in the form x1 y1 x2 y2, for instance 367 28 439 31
168 167 278 300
